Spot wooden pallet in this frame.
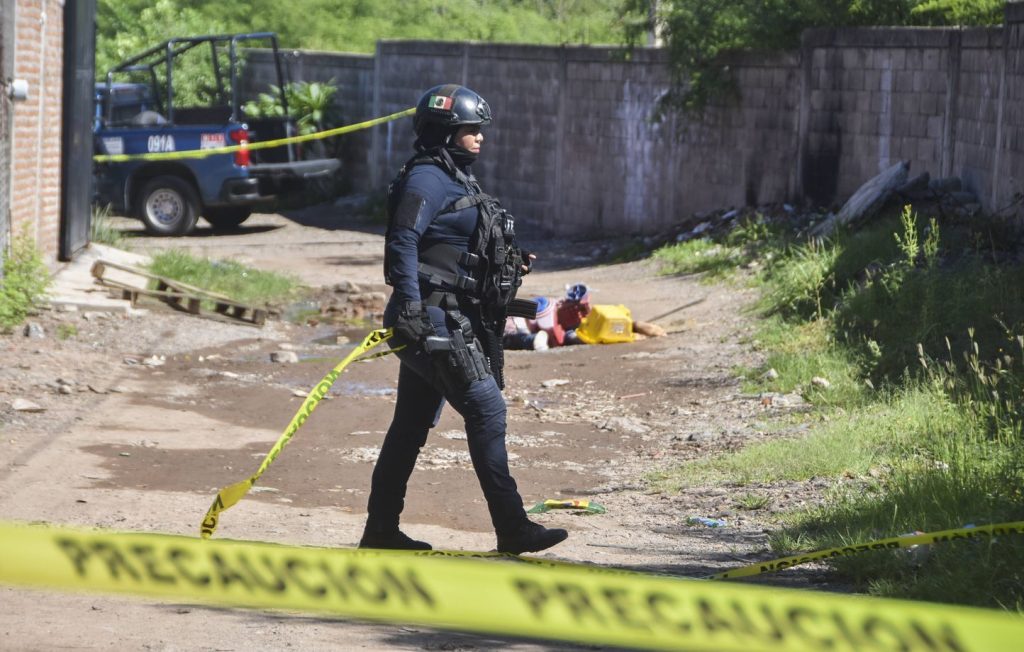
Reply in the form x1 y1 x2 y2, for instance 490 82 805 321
91 259 267 326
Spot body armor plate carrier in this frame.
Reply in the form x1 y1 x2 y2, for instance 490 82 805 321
384 148 529 388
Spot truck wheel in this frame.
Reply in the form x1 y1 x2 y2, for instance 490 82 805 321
204 206 252 230
136 176 200 236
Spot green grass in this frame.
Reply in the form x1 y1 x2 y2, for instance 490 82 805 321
90 204 129 249
772 426 1024 608
56 323 78 340
653 385 966 489
743 316 868 407
653 238 745 281
648 203 1024 608
147 250 301 308
735 493 772 510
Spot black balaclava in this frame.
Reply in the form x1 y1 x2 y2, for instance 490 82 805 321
415 123 478 169
446 142 478 168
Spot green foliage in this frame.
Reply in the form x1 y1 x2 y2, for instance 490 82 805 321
894 204 940 269
0 233 51 330
747 316 868 406
96 0 231 106
97 0 627 71
761 239 841 320
920 329 1024 442
622 0 1002 112
652 386 964 490
651 200 1024 607
735 493 773 510
245 80 339 136
147 250 300 308
773 415 1024 607
911 0 1005 25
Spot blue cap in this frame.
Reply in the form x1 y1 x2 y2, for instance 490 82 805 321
566 284 589 302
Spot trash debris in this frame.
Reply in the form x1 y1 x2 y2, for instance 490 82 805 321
541 379 570 388
901 531 930 565
632 320 666 338
527 499 607 515
811 160 910 239
11 399 44 413
270 351 299 364
687 516 728 528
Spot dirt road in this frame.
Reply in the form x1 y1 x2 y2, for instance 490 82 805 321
0 207 809 651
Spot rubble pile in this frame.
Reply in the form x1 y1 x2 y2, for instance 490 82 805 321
632 162 1013 259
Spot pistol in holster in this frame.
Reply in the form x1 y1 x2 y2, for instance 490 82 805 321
425 312 491 389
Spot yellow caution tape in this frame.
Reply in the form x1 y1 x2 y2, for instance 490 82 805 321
93 107 415 163
709 521 1024 580
3 520 1024 652
199 328 397 539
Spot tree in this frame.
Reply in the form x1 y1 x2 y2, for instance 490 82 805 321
621 0 1004 113
97 0 629 68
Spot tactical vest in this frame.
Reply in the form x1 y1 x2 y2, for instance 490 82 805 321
384 148 525 323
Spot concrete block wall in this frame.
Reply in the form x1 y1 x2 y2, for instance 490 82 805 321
8 0 63 262
367 42 800 236
801 29 954 203
240 4 1024 237
956 29 1003 205
678 52 800 222
241 48 376 191
801 10 1024 216
1001 8 1024 207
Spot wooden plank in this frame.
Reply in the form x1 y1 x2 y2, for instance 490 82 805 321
90 259 266 326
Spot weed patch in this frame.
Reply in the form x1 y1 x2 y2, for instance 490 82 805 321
147 250 300 308
90 204 129 249
650 202 1024 608
0 232 51 330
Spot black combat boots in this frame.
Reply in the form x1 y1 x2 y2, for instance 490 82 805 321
496 520 568 554
358 527 432 551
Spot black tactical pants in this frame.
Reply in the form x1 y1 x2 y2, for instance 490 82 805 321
365 308 529 536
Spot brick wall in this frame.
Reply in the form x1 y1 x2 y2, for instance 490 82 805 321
8 0 64 263
0 0 12 259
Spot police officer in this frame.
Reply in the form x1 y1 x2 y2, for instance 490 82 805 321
359 84 568 554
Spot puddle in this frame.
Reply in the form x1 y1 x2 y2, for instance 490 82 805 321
310 323 381 347
331 381 396 397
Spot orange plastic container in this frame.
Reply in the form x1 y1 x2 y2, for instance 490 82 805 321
575 304 634 344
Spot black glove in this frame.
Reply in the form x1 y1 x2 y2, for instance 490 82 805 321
394 301 434 344
519 249 534 275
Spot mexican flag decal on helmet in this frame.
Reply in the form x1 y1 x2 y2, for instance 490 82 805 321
429 94 453 110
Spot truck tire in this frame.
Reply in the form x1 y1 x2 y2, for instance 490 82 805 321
204 206 252 230
136 175 200 236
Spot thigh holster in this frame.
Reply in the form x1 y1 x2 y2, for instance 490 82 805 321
423 311 491 390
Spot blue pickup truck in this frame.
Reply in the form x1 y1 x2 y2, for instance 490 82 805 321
94 32 339 236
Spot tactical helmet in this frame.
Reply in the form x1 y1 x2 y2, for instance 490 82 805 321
413 84 492 138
